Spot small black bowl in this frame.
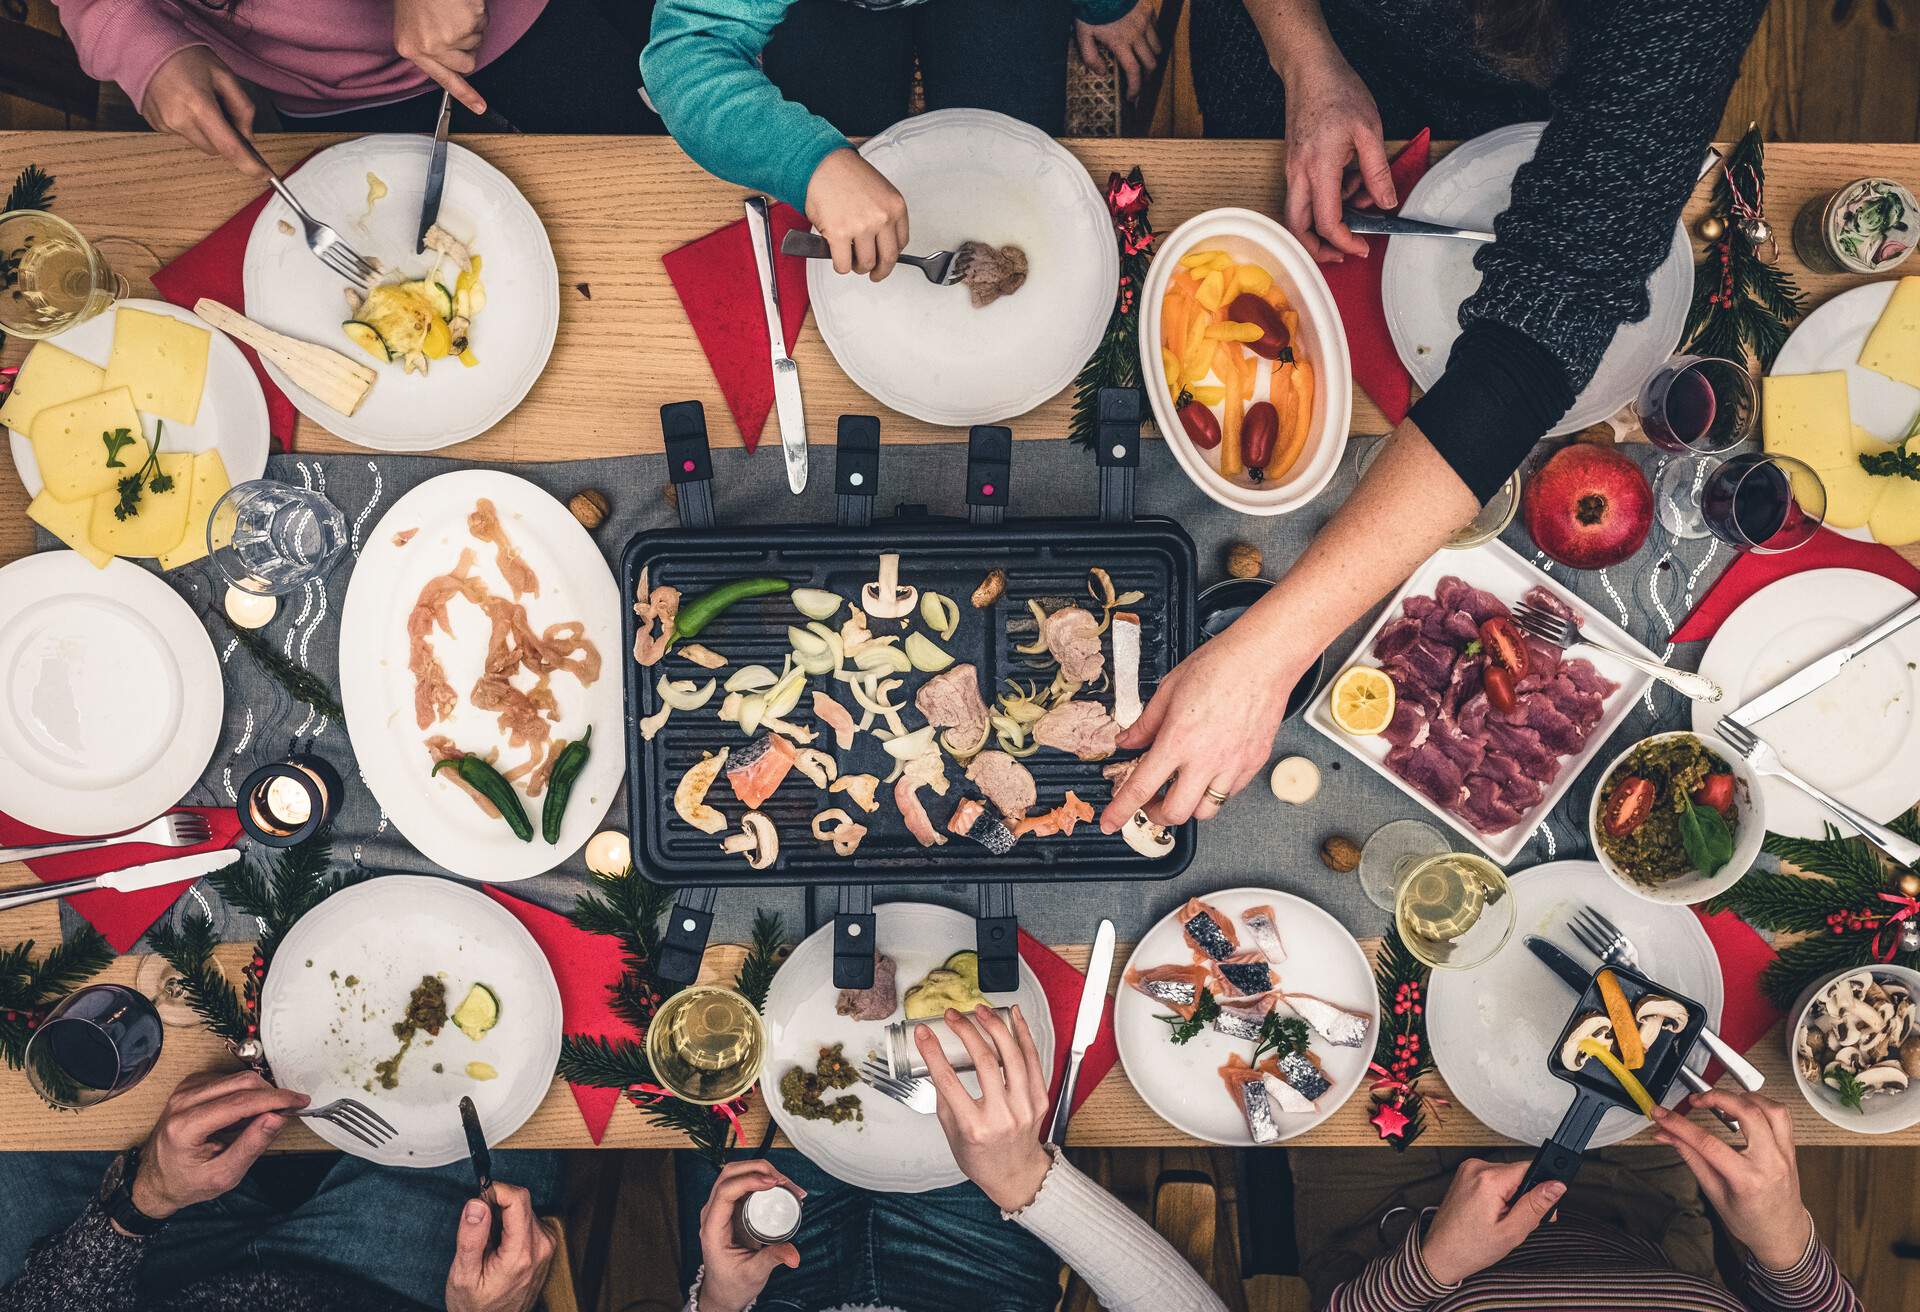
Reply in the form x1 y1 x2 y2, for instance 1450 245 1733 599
1196 577 1328 721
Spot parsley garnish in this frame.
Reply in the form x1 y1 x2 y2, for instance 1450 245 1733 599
1463 639 1482 657
1250 1013 1311 1066
1826 1066 1867 1113
100 427 135 468
1861 445 1920 482
1157 988 1220 1044
112 420 172 521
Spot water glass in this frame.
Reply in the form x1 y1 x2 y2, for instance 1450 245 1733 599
1357 818 1451 911
208 479 349 596
0 210 128 339
1698 451 1827 554
25 984 165 1109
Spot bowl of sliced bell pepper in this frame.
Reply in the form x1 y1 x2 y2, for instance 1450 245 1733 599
1140 207 1351 516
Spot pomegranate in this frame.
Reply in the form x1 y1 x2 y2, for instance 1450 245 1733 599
1523 443 1653 569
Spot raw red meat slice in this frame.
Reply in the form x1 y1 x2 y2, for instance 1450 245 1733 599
1383 700 1430 749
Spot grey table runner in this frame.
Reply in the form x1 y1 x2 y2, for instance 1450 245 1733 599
49 436 1729 950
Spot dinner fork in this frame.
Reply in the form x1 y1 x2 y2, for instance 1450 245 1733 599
858 1057 938 1115
1510 602 1723 703
1569 906 1765 1093
0 812 212 864
1712 719 1920 868
778 230 973 286
293 1097 398 1149
237 138 380 289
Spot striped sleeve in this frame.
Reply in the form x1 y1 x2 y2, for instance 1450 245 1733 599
1323 1210 1458 1312
1742 1228 1863 1312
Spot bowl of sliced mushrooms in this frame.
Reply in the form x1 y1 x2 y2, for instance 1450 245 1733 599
1789 965 1920 1133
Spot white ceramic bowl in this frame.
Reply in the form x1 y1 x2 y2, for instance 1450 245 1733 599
1139 208 1352 516
1787 965 1920 1135
1588 731 1766 906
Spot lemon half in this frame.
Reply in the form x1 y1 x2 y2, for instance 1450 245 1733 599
1330 667 1396 736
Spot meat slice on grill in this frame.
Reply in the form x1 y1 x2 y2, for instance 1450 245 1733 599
1041 606 1106 684
966 750 1037 820
915 663 989 744
1033 700 1120 761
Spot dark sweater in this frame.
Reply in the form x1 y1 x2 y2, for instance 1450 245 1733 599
1193 0 1770 500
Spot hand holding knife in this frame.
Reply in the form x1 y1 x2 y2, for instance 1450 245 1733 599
417 90 453 255
459 1096 501 1249
1048 919 1115 1146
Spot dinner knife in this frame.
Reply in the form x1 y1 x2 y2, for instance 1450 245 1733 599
0 849 240 915
1343 207 1494 242
743 195 808 494
459 1095 501 1247
416 89 453 255
1047 918 1116 1146
1523 936 1744 1134
1727 595 1920 728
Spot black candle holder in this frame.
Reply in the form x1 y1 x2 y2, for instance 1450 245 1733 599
236 752 342 847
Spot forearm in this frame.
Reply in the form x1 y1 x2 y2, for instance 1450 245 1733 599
1324 1214 1458 1312
51 0 203 112
0 1201 146 1312
1241 0 1342 81
1743 1224 1863 1312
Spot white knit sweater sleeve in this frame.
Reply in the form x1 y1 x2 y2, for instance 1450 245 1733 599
1007 1148 1228 1312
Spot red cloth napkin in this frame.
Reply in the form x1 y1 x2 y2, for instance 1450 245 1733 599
0 807 244 953
1019 929 1118 1122
149 164 313 452
1691 907 1783 1088
1670 526 1920 643
1319 129 1433 426
482 886 633 1144
661 203 812 452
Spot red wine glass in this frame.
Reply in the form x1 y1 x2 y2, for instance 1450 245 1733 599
1632 355 1758 539
1697 452 1827 554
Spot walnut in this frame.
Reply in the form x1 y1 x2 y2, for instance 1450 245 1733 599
1320 835 1362 873
1226 543 1263 579
567 489 609 530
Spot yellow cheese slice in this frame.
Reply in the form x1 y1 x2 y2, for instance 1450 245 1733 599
28 386 145 502
26 489 112 568
0 342 106 435
157 449 232 570
102 308 210 426
1859 276 1920 391
1867 453 1920 546
1803 425 1893 531
89 453 194 557
1762 371 1853 471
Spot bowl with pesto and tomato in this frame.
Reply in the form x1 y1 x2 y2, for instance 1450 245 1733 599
1588 732 1765 905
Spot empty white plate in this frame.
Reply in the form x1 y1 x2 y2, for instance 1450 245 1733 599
0 553 222 835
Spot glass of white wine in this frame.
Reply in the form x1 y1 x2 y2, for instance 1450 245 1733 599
0 210 129 340
1393 851 1516 971
645 984 766 1105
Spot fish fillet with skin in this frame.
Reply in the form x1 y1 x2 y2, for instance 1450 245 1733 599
1180 897 1240 961
1124 962 1210 1019
1240 905 1287 966
1279 991 1369 1048
1219 1052 1279 1145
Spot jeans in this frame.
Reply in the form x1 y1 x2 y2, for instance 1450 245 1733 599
676 1151 1061 1312
0 1150 564 1310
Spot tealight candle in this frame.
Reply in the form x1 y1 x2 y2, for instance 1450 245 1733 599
237 753 342 847
585 830 632 876
224 586 278 629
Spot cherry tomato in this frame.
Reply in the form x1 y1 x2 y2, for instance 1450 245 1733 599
1478 617 1530 680
1483 664 1518 714
1241 402 1279 478
1603 776 1657 837
1176 395 1221 450
1227 293 1292 360
1692 771 1736 817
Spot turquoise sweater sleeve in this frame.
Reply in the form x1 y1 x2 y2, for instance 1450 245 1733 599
642 0 1141 211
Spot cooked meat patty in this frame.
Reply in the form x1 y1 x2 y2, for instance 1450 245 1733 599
835 953 898 1021
1042 606 1105 683
915 663 989 743
957 242 1028 308
966 750 1037 820
1033 699 1120 761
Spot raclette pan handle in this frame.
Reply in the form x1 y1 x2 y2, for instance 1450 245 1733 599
1514 1088 1611 1204
832 885 877 990
662 400 717 530
656 889 718 987
976 884 1018 994
1094 387 1141 524
967 426 1011 526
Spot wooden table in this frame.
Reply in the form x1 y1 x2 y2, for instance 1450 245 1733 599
2 133 1917 1152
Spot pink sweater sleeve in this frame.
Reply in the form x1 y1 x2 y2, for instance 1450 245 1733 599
52 0 206 114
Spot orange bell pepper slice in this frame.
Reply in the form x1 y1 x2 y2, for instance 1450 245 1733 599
1217 343 1245 480
1265 359 1313 481
1195 270 1227 312
1578 1038 1656 1117
1595 969 1646 1069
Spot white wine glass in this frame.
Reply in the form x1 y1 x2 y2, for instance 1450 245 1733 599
0 210 132 340
1393 851 1517 971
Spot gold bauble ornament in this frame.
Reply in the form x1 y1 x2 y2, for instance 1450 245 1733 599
1899 871 1920 899
1697 214 1727 241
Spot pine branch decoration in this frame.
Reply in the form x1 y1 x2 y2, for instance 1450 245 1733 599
1369 924 1436 1149
1068 168 1157 450
1681 125 1805 370
148 910 253 1048
215 613 345 722
5 164 54 213
0 927 114 1069
735 910 787 1010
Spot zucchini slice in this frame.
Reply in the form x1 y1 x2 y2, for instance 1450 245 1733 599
342 320 391 361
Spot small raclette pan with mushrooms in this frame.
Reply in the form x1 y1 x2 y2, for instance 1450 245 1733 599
1517 964 1709 1199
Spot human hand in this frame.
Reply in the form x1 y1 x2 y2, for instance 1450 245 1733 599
445 1182 557 1312
1419 1159 1565 1285
1281 50 1393 261
394 0 491 116
804 148 911 281
1074 2 1163 102
916 1005 1052 1212
129 1070 308 1220
693 1160 805 1312
139 47 265 178
1651 1092 1812 1271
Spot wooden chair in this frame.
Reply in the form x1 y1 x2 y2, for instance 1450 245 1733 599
0 11 99 125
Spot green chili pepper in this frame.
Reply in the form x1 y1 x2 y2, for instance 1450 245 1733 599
432 755 532 842
674 577 790 641
541 725 593 844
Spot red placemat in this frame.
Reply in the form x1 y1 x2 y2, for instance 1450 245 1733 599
1319 129 1433 426
1019 929 1117 1121
0 807 244 953
1692 907 1782 1084
661 203 812 453
150 161 315 452
1670 526 1920 643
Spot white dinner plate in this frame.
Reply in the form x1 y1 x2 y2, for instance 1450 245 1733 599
241 136 558 451
337 470 623 880
807 109 1118 427
1692 569 1920 839
1305 538 1655 864
1769 280 1920 544
7 297 269 496
758 903 1054 1192
1382 123 1692 435
259 875 562 1167
1425 860 1723 1148
1113 888 1376 1147
0 553 222 835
